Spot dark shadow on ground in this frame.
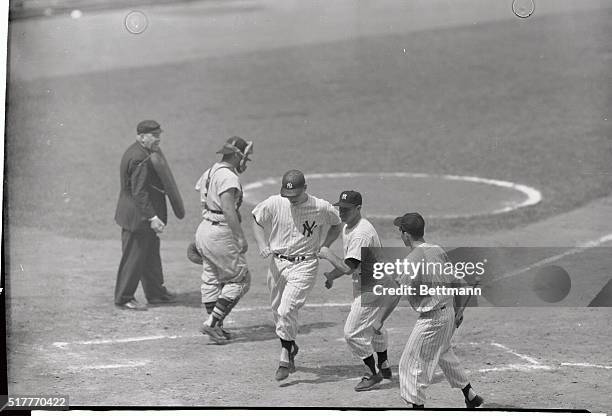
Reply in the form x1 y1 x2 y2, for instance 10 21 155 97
145 291 201 308
278 364 400 388
278 364 461 388
482 402 521 409
200 322 339 345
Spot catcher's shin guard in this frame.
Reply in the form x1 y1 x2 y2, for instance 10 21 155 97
211 297 233 323
204 301 216 315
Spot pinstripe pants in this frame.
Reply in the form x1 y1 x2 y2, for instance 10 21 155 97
344 296 388 359
399 304 469 406
267 257 318 341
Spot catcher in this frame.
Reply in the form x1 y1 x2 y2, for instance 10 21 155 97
189 136 253 344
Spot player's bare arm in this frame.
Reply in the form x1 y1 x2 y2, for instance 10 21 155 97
321 224 342 248
220 189 247 253
251 216 271 258
318 246 352 274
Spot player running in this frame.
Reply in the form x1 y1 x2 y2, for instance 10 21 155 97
252 170 342 381
318 190 400 391
393 212 484 408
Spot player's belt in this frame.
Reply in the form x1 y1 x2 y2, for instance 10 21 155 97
203 217 223 226
419 304 447 317
274 253 309 262
204 204 224 215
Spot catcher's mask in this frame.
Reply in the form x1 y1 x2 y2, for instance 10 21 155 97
217 137 253 173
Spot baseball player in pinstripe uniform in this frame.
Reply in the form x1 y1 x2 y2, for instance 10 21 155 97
394 212 483 408
318 190 401 391
194 136 253 344
252 170 342 381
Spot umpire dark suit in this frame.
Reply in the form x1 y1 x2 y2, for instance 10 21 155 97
115 120 171 307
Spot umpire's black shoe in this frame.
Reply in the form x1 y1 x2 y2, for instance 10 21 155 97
116 299 148 311
465 394 484 408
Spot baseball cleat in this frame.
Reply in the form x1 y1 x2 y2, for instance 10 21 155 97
465 394 484 408
200 324 228 345
275 363 291 381
289 343 299 373
219 327 232 340
354 373 383 391
380 367 392 380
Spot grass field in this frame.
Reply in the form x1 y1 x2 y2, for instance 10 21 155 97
5 0 612 411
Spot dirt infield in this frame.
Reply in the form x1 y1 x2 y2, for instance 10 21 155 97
5 0 612 412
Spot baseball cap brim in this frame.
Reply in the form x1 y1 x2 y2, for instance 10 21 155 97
333 201 358 208
280 187 304 197
393 216 404 227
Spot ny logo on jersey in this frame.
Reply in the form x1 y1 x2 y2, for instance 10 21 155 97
302 220 318 237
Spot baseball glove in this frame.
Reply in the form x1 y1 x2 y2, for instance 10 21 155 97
187 242 203 265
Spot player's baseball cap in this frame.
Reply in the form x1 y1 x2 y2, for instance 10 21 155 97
333 190 362 208
280 170 306 197
137 120 163 135
393 212 425 237
216 136 250 156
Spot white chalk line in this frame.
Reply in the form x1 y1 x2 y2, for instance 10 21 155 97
491 233 612 283
53 334 181 348
560 362 612 370
490 342 541 365
66 360 150 371
243 172 542 219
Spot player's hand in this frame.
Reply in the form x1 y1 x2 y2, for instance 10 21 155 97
259 246 272 258
454 312 464 329
237 236 248 254
372 318 383 335
318 246 331 260
150 216 165 234
323 271 334 289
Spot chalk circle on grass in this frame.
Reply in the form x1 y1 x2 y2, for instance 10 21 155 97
125 11 148 34
532 265 571 303
243 172 542 219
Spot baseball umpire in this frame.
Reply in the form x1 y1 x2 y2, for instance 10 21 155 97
251 170 342 381
114 120 175 311
194 136 253 344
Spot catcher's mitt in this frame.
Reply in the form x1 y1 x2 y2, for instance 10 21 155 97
187 242 203 265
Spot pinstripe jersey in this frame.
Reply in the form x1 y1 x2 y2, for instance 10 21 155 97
195 162 242 223
252 194 341 257
342 218 381 298
401 242 454 313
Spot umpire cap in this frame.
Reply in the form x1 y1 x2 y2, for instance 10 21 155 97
137 120 163 135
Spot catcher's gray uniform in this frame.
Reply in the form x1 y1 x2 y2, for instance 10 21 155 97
195 162 250 320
